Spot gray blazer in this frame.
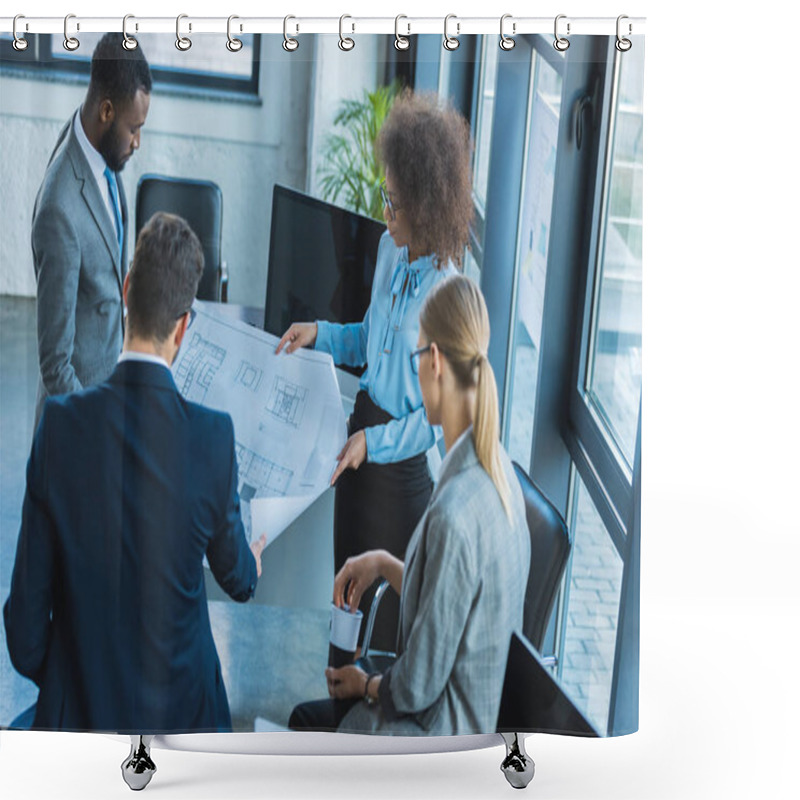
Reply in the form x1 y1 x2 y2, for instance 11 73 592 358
341 431 531 736
31 111 128 428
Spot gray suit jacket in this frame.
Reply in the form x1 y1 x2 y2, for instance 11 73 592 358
341 432 531 736
31 110 128 428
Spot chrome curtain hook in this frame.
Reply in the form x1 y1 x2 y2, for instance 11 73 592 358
122 14 138 51
616 15 632 52
176 14 192 51
553 14 570 52
443 14 460 51
339 15 355 51
394 15 410 51
499 13 516 51
283 15 299 52
12 14 29 51
226 15 243 52
64 14 80 51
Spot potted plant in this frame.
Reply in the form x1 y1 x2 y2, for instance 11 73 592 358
318 81 402 221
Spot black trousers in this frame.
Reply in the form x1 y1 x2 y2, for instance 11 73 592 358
288 697 358 732
334 391 433 653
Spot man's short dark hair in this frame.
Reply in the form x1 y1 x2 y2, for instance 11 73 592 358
126 213 204 343
89 32 152 108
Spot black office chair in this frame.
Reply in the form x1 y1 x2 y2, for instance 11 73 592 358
360 461 571 669
358 462 575 791
135 174 228 302
496 466 575 789
512 461 571 653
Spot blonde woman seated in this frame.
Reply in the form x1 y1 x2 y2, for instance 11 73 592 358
289 275 530 735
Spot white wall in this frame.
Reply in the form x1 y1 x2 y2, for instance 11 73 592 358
0 35 391 302
0 37 313 305
305 34 386 199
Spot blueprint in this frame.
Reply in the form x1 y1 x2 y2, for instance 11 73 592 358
172 301 346 547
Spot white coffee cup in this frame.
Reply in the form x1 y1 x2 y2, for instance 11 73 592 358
329 603 363 667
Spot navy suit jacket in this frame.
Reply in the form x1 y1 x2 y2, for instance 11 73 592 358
3 360 258 733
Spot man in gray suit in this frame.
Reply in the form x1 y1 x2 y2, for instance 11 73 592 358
32 33 151 428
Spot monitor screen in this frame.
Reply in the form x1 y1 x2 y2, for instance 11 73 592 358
264 185 385 349
497 633 599 736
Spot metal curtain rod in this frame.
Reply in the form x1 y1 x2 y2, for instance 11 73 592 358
0 15 646 37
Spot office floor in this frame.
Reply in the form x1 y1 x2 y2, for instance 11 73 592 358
0 296 329 731
0 296 39 727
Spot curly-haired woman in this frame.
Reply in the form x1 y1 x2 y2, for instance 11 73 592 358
276 90 474 651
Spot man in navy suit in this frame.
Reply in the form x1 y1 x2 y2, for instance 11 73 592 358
4 212 266 733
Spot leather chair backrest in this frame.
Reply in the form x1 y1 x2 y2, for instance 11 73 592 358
512 462 571 652
135 175 223 301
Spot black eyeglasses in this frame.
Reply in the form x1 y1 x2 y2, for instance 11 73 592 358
409 345 431 375
380 180 401 221
176 307 195 322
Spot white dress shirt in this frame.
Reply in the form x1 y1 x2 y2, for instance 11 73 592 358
118 351 171 370
73 108 119 234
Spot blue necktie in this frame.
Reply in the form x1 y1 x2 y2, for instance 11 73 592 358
103 166 124 261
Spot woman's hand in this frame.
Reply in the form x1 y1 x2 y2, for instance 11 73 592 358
330 430 367 486
325 664 368 700
275 322 317 354
333 550 386 611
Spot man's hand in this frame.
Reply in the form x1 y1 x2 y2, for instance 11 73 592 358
330 430 367 486
250 533 267 578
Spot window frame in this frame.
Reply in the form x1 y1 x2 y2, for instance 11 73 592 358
565 41 639 555
0 33 261 97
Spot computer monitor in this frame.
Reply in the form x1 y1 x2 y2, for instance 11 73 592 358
264 185 385 350
497 633 600 736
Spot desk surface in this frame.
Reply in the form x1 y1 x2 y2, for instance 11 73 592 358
208 601 329 732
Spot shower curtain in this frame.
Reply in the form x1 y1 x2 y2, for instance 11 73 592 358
0 21 643 743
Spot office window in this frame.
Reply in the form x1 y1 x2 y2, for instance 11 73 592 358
556 40 643 734
436 36 495 274
504 50 563 466
560 470 624 733
585 44 644 466
0 33 260 96
472 36 499 213
477 33 640 735
462 248 481 284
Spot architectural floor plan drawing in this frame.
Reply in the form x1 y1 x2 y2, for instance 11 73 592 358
236 443 293 499
265 377 307 428
174 333 227 404
235 360 263 393
172 301 346 547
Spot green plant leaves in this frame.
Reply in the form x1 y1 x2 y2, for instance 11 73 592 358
317 81 402 220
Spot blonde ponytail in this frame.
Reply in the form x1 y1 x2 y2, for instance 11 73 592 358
419 275 513 518
473 354 512 519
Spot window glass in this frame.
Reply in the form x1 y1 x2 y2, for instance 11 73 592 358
472 36 498 212
462 248 481 284
504 50 562 466
560 471 624 734
585 44 644 466
54 33 258 82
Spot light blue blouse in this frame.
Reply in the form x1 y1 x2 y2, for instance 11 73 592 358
315 231 456 464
